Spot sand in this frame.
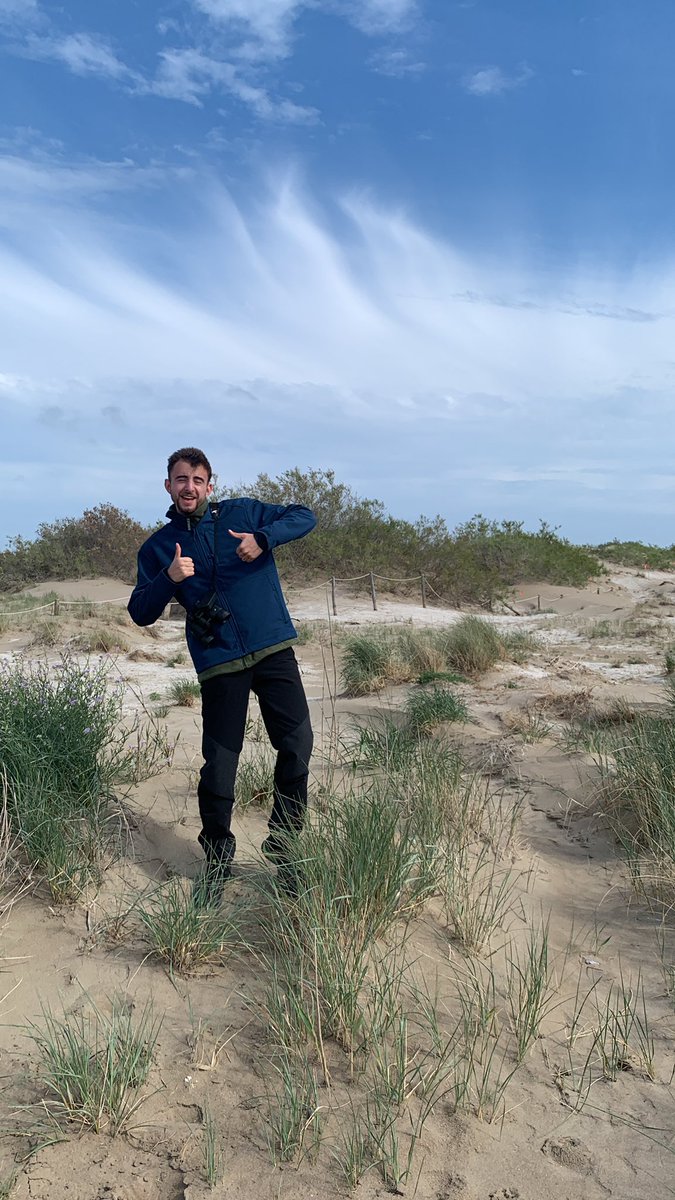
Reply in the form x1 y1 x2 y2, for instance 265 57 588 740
0 566 673 1198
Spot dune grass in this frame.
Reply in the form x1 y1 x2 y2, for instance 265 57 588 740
136 878 244 975
26 993 160 1135
168 677 201 707
341 617 533 695
0 654 173 901
405 685 468 733
597 696 675 899
235 749 275 811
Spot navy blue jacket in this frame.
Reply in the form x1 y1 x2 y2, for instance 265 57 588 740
128 498 316 675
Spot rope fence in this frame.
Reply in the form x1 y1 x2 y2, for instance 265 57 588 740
0 595 129 618
0 576 625 622
294 573 620 617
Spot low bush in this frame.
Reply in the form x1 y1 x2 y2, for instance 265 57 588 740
31 619 61 647
0 505 149 589
499 629 539 664
223 471 601 606
592 540 675 570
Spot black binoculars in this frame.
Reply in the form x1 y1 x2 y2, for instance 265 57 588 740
187 595 230 646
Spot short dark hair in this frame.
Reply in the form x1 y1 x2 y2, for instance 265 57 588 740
167 448 212 480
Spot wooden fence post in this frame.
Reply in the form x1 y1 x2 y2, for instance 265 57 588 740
331 576 337 616
53 598 59 616
369 572 378 611
537 595 541 612
420 574 427 608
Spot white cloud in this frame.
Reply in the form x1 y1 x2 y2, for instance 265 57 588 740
463 63 533 97
0 154 191 216
0 0 38 18
22 31 133 80
369 46 425 77
1 153 673 540
190 0 418 60
191 0 302 60
340 0 416 36
149 48 318 121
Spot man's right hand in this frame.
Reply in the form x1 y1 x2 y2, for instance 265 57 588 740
167 543 195 583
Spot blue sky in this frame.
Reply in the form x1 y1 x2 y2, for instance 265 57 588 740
1 0 674 545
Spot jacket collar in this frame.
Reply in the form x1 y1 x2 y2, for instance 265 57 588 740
165 496 213 530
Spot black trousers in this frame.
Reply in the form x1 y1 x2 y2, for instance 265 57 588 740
197 647 313 863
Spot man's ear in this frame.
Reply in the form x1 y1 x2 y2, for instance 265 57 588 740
164 479 171 495
206 481 214 496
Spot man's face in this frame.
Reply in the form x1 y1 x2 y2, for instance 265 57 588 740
165 460 213 514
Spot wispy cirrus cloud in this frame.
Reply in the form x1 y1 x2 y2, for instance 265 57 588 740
369 46 425 77
19 31 134 80
149 48 318 120
1 148 674 540
1 0 420 125
463 63 533 97
190 0 418 61
0 0 38 21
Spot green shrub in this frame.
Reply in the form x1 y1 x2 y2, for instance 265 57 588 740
31 619 61 647
341 632 409 695
0 504 150 589
417 669 466 685
592 540 675 570
587 619 614 639
350 716 424 773
224 471 600 605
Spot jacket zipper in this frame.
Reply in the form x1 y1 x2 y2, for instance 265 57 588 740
191 513 245 654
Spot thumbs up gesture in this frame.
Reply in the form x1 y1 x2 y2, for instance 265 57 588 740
168 543 195 583
229 530 262 563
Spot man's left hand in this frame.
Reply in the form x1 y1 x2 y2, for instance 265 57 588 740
228 530 263 562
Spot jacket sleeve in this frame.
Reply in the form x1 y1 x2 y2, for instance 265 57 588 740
245 500 317 552
128 542 177 626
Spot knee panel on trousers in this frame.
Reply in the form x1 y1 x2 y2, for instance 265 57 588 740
274 715 313 783
200 736 239 799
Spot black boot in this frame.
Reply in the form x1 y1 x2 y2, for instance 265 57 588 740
194 833 235 908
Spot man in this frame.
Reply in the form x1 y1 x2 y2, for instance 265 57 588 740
128 447 316 901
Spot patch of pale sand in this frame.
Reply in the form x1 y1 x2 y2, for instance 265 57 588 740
537 625 583 644
578 659 664 682
608 566 675 598
23 576 132 603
